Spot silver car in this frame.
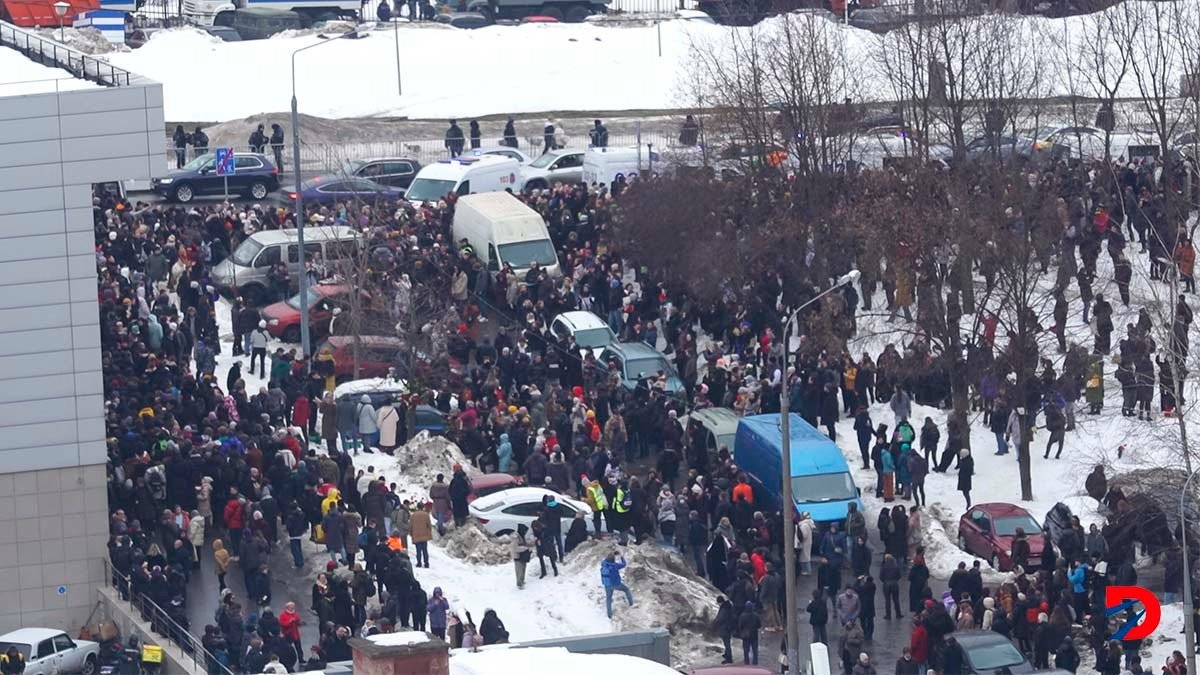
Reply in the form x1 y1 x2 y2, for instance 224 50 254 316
519 149 585 190
0 628 100 675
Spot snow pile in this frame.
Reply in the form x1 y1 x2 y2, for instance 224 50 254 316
367 630 431 646
440 521 511 565
35 27 129 54
397 432 480 489
270 19 358 39
920 503 1004 584
450 646 680 675
565 539 723 667
0 45 97 95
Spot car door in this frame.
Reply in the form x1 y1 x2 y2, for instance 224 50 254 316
287 242 322 278
501 501 543 531
232 156 263 191
553 501 580 529
963 509 988 556
53 634 82 672
28 638 57 675
549 316 569 342
549 152 584 184
379 161 416 188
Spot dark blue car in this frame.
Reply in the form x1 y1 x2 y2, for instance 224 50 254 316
151 152 279 203
287 175 406 205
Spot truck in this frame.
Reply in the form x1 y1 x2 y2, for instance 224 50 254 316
733 413 862 526
581 146 659 186
465 0 607 23
452 192 561 279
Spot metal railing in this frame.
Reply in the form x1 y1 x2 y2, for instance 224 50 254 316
0 20 135 87
161 131 683 174
102 558 234 675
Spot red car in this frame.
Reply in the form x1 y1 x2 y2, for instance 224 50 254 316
957 503 1045 572
467 473 523 503
261 283 348 343
319 335 406 381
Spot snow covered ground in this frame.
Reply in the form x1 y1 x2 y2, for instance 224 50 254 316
0 45 98 96
102 1 1189 123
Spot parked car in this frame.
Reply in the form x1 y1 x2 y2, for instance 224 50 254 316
289 175 405 205
1032 125 1106 161
472 146 534 165
0 628 100 675
961 134 1063 165
954 630 1034 673
468 473 523 502
319 335 406 381
469 486 593 536
203 25 242 40
338 157 422 189
151 152 279 203
680 406 739 457
598 342 685 395
519 149 585 190
260 282 349 342
331 377 451 436
547 310 615 358
210 226 359 304
433 11 490 27
957 503 1045 571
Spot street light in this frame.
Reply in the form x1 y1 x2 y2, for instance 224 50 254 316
289 28 368 360
53 1 70 43
392 6 402 96
1181 467 1200 675
779 268 860 675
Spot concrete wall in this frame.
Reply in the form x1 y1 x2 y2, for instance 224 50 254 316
0 81 163 633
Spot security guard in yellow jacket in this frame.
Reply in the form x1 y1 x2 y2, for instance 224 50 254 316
1 645 26 674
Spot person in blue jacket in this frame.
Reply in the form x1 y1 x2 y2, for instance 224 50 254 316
1068 560 1089 620
601 552 634 618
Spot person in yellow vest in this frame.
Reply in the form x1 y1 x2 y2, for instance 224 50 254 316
584 477 608 538
1 645 26 674
612 482 632 546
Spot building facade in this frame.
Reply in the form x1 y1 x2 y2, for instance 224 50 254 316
0 28 162 632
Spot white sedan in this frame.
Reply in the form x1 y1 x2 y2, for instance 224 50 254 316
469 486 594 536
0 628 100 675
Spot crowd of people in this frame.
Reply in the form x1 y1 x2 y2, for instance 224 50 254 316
95 119 1199 675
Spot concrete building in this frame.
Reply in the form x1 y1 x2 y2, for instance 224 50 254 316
0 23 162 633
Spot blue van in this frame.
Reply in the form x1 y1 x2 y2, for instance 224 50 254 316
733 413 862 525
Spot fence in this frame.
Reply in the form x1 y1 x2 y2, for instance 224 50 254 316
163 130 683 175
0 20 134 86
103 558 235 675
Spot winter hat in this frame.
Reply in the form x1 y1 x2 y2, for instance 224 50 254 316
259 320 267 329
983 597 995 609
1038 612 1048 623
1017 592 1027 601
859 653 869 664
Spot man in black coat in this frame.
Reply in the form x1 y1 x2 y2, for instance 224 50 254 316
444 120 465 158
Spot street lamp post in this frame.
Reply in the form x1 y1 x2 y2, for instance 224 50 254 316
53 1 70 43
779 269 860 675
290 30 367 360
1181 467 1200 675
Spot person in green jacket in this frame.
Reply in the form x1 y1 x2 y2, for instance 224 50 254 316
1085 358 1105 414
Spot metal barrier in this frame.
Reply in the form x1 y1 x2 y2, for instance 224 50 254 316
103 559 235 675
0 20 135 86
163 131 682 174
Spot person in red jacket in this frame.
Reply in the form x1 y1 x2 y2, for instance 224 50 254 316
909 618 929 671
279 602 303 665
224 495 247 559
292 395 311 447
732 475 754 505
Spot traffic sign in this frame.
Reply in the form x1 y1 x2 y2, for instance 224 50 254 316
215 147 235 176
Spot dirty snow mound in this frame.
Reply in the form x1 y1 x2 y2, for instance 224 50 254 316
352 432 479 497
440 521 511 565
565 539 723 668
36 27 129 54
922 504 1005 583
271 20 357 39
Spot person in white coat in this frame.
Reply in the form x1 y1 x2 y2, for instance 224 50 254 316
1005 407 1025 452
796 512 814 575
187 510 206 571
357 394 379 451
377 398 400 454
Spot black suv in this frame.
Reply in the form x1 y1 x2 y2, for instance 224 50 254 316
152 152 279 203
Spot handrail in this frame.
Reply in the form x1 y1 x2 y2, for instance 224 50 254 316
0 19 135 87
102 558 235 675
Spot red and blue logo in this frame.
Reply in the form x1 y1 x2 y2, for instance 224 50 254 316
1105 586 1161 640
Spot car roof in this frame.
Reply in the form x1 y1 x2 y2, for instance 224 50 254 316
313 283 349 296
249 226 358 245
970 503 1035 518
954 629 1016 646
739 413 849 476
326 335 404 349
352 156 419 163
470 486 573 509
471 473 518 488
604 342 664 359
557 310 609 332
0 628 65 643
689 406 740 434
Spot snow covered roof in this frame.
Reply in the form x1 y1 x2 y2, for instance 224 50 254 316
449 647 680 675
0 44 97 95
366 631 431 647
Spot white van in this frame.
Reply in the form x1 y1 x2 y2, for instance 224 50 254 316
582 146 660 186
404 155 521 204
453 192 561 278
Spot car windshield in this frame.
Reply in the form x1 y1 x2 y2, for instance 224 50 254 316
791 472 858 503
183 153 213 171
286 287 323 310
572 326 614 349
993 515 1041 537
342 159 365 176
625 356 667 379
498 239 557 269
231 238 264 266
405 178 456 202
965 640 1026 670
0 643 30 659
529 153 559 169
